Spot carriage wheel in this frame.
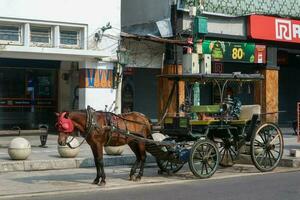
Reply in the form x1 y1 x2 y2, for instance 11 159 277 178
188 139 220 178
250 123 284 172
156 159 184 174
156 138 184 174
218 138 239 167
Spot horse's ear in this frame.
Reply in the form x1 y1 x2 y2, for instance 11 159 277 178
55 112 60 117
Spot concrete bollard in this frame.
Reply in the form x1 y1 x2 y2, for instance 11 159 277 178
290 149 300 157
8 137 31 160
57 137 80 158
104 145 125 155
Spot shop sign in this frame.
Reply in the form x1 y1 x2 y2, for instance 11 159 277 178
202 40 266 63
79 68 113 88
249 15 300 43
212 62 224 73
0 99 55 107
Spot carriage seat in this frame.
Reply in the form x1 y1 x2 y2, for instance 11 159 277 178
190 104 261 126
239 105 261 121
230 105 261 125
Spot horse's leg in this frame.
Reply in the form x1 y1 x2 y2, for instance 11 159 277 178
128 142 141 181
91 144 106 186
91 146 100 184
135 143 147 181
98 157 106 186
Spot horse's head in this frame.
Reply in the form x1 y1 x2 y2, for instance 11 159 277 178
55 112 74 146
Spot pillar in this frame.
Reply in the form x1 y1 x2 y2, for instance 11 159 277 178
257 68 279 123
24 23 30 47
53 25 60 48
78 60 116 111
158 64 185 120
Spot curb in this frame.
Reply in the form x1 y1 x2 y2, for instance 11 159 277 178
0 155 156 173
1 154 299 173
237 154 300 168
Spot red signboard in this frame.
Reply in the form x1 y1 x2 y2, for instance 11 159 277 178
249 15 300 44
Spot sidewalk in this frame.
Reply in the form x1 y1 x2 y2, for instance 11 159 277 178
0 135 155 172
0 128 300 172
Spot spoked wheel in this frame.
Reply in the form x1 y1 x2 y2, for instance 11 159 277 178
250 123 284 172
188 139 220 178
218 138 239 167
156 138 184 174
156 159 184 174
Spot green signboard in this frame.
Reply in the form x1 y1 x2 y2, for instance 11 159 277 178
202 40 258 63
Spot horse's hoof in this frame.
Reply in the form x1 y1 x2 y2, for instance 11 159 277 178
99 181 106 186
92 179 99 184
129 175 135 181
134 176 141 182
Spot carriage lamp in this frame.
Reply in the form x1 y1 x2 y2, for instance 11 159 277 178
114 47 129 88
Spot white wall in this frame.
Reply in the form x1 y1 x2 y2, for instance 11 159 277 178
124 38 165 69
0 0 121 57
79 88 116 111
78 60 116 111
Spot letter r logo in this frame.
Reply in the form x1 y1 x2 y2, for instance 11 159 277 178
276 19 292 40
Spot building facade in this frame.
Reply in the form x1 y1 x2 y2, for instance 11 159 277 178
0 0 121 129
122 0 300 125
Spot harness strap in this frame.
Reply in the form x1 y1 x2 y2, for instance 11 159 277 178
67 106 152 148
66 106 96 149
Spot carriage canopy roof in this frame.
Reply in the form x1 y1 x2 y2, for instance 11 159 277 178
158 73 264 82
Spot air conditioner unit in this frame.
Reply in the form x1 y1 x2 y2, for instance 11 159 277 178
200 54 211 74
183 53 199 74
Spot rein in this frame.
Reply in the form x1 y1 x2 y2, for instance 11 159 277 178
66 106 151 148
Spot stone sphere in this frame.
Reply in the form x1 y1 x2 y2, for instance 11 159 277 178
104 145 125 155
57 137 80 158
8 137 31 160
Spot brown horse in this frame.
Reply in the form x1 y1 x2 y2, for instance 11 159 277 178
56 107 152 186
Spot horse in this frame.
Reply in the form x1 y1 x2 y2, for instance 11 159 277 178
56 106 152 186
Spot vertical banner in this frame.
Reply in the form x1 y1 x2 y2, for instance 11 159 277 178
79 68 113 88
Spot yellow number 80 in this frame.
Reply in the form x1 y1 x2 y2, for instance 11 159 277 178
232 48 244 60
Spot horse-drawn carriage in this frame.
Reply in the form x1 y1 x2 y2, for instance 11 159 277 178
56 72 284 185
148 73 284 178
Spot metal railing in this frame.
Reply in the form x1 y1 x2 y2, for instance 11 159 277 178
0 124 48 147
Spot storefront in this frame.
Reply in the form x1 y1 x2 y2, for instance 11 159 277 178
248 14 300 124
0 58 59 129
122 67 161 119
121 38 165 120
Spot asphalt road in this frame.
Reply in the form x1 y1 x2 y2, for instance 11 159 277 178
18 170 300 200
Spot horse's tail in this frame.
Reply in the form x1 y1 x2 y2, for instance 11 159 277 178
145 116 153 139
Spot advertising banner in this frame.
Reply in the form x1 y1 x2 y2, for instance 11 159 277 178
202 40 266 63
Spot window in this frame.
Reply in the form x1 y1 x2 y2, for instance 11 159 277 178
60 29 80 48
0 25 21 44
30 26 52 46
